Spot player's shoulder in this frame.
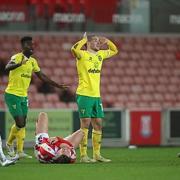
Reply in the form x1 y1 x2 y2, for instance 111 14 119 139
30 55 38 61
97 50 106 55
11 52 22 60
80 50 87 55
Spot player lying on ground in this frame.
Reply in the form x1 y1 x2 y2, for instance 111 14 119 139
34 112 84 163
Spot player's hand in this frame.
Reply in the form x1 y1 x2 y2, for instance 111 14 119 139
83 32 87 41
99 36 108 46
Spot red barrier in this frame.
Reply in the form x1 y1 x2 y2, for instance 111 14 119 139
130 110 161 145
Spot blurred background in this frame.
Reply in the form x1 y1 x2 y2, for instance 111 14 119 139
0 0 180 147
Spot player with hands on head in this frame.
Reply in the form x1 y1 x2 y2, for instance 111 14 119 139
71 32 118 163
4 36 68 159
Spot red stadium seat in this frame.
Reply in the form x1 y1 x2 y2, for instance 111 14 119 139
128 94 140 102
43 102 55 108
55 102 67 108
143 84 155 93
67 102 77 109
140 94 153 102
156 85 167 93
153 93 164 102
117 94 128 103
46 94 59 103
1 34 179 109
131 85 143 93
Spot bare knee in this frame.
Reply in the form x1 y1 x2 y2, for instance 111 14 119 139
39 112 47 118
92 124 102 131
80 118 91 129
16 122 25 128
15 116 26 128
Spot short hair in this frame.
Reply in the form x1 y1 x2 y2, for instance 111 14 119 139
21 36 32 45
87 35 96 42
54 154 72 164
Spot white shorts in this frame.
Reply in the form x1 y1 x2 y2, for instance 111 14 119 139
35 133 49 145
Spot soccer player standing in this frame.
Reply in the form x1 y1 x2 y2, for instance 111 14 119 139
71 33 118 163
5 36 67 159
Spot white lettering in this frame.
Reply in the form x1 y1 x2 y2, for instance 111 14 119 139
169 15 180 24
0 12 25 22
53 13 85 23
112 14 143 24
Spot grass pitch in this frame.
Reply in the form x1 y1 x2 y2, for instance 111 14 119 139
1 147 180 180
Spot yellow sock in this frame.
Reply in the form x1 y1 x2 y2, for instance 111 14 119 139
79 128 88 157
92 129 102 157
7 124 18 145
16 127 25 153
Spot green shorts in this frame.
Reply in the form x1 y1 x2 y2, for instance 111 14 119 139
4 92 28 118
76 94 104 118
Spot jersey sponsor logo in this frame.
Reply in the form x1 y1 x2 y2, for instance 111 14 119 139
88 68 100 73
21 73 31 78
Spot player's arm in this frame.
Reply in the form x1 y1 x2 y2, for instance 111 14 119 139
71 32 87 59
35 71 68 89
99 37 118 59
5 56 27 71
48 137 59 144
107 39 118 56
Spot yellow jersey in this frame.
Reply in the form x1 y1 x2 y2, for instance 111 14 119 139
72 38 118 97
5 53 40 97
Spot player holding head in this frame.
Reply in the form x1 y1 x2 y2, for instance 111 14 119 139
71 32 118 163
5 36 68 159
0 135 18 167
35 112 84 164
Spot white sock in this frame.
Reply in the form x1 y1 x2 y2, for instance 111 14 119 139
0 136 6 161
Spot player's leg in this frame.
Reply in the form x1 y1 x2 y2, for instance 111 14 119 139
76 95 95 162
15 96 32 158
34 112 49 160
91 98 111 162
0 135 16 167
64 129 84 148
4 93 23 157
0 135 7 162
36 112 48 134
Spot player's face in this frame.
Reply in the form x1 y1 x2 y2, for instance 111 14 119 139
89 36 100 51
23 40 34 55
58 146 71 157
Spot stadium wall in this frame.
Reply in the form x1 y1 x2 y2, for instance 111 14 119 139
1 108 180 147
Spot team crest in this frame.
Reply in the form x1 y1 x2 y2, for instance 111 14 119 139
89 57 92 61
12 104 16 109
98 55 102 61
81 109 85 114
94 62 99 68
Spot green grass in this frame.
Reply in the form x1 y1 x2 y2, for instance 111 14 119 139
1 147 180 180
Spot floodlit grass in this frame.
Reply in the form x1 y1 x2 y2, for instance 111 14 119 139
1 147 180 180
